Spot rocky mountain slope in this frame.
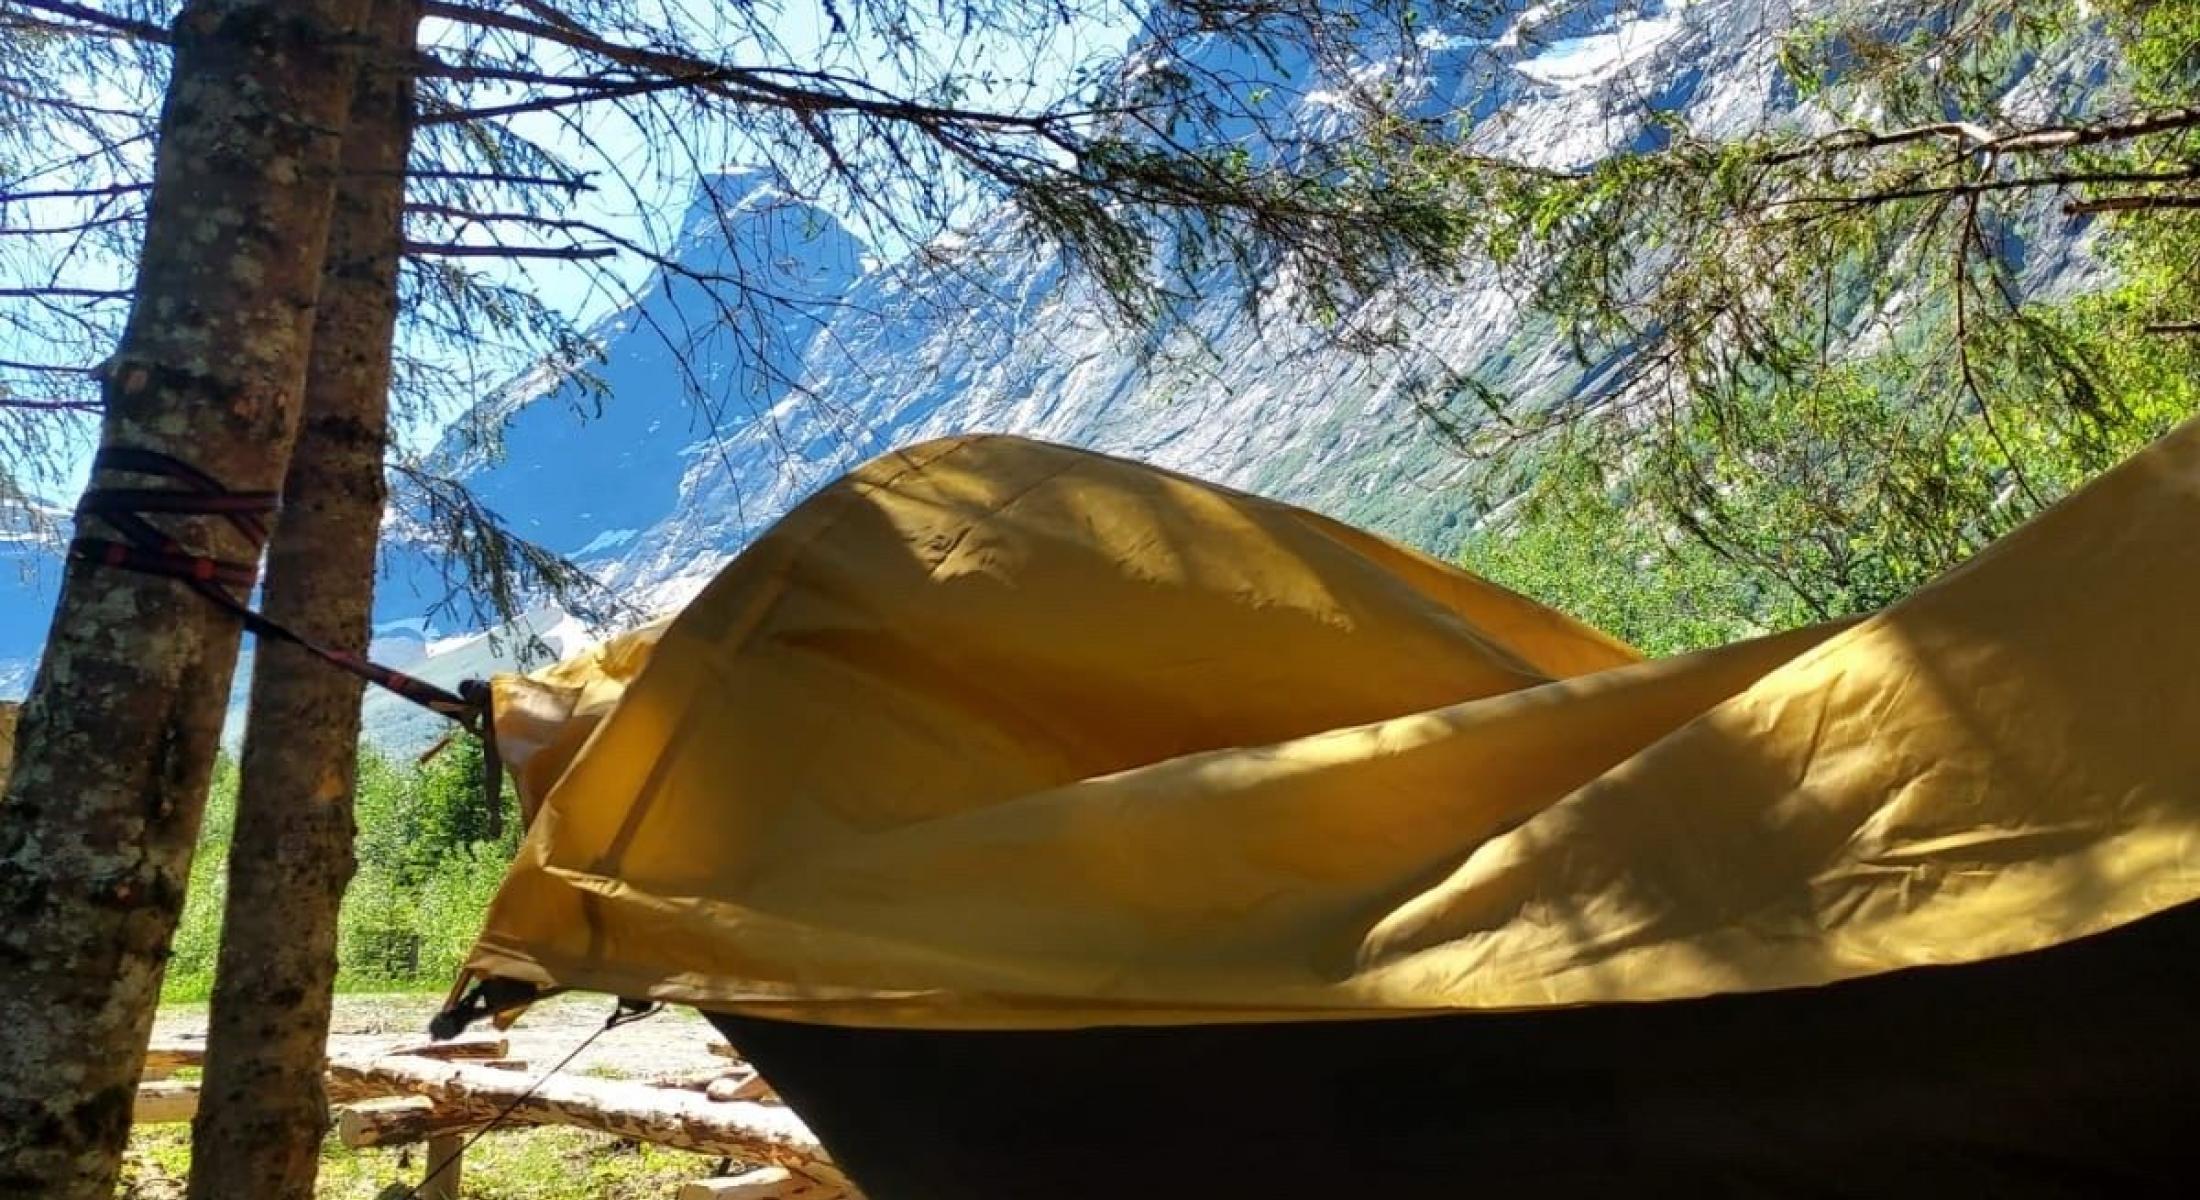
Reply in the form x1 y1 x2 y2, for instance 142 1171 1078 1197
340 0 1825 745
418 10 1762 564
0 0 2101 746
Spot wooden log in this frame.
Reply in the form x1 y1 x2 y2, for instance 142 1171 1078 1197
336 1096 494 1148
133 1079 199 1124
138 1035 500 1082
137 1060 433 1123
324 1054 844 1183
705 1074 778 1104
657 1065 744 1091
678 1168 847 1199
144 1045 206 1075
380 1034 509 1061
658 1071 722 1093
326 1073 395 1105
421 1131 464 1200
659 1066 763 1095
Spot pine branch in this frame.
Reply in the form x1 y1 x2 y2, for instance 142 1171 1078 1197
0 79 154 121
0 212 141 237
418 0 1090 133
506 0 593 37
402 240 616 260
419 74 716 126
0 357 97 374
2065 194 2200 214
378 167 595 192
0 395 103 413
5 0 169 43
406 204 749 291
1994 106 2200 153
1766 107 2200 166
404 202 606 231
411 57 635 89
1765 120 1998 164
0 182 151 204
1774 166 2200 210
385 460 634 631
0 286 131 300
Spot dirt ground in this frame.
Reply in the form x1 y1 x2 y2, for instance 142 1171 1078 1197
152 991 726 1083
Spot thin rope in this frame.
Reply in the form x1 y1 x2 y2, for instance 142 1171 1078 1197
394 1000 661 1200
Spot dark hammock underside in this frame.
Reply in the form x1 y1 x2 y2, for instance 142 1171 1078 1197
709 899 2200 1200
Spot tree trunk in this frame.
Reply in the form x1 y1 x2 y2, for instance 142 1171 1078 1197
0 3 371 1197
185 3 422 1196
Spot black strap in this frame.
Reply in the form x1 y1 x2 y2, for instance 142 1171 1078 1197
461 678 504 840
70 447 506 820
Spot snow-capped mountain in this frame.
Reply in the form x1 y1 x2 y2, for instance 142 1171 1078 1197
340 0 1827 745
372 168 867 622
0 0 2103 747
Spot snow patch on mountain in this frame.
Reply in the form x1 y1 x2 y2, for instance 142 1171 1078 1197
349 4 1811 712
0 1 2104 755
1514 13 1691 86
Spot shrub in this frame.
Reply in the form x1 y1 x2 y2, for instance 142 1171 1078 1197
166 736 519 999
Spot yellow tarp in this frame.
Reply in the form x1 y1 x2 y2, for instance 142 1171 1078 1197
462 419 2200 1028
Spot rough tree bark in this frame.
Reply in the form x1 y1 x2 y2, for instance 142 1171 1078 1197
0 2 372 1196
185 3 424 1196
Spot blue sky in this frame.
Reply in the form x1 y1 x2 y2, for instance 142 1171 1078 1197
1 0 1138 493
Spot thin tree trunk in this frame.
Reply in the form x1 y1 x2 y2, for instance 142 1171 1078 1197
186 3 422 1195
0 3 371 1197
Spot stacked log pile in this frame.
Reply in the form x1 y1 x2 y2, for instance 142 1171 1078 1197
132 1036 849 1198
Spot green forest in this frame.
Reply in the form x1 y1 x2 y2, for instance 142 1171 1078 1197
164 741 515 1001
1458 0 2200 654
1463 278 2200 654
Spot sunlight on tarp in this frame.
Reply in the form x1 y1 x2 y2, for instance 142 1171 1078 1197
459 420 2200 1029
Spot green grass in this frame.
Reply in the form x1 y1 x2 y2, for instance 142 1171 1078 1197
122 1125 725 1199
134 994 732 1197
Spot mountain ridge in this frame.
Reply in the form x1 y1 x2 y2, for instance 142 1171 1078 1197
0 0 2105 751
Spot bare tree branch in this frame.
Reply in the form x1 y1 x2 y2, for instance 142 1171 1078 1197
418 0 1101 132
0 182 151 204
403 240 616 260
1775 166 2200 210
419 73 717 125
2066 194 2200 214
374 167 593 192
4 0 169 43
1765 106 2200 166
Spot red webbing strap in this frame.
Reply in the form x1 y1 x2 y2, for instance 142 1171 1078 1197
68 447 498 753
